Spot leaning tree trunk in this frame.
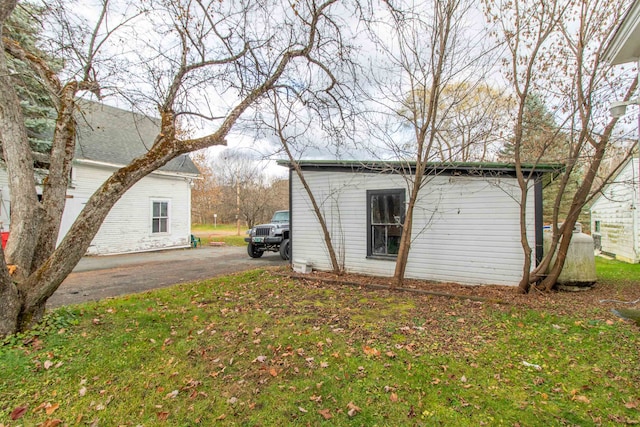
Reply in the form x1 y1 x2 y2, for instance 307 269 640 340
30 84 79 274
14 134 189 331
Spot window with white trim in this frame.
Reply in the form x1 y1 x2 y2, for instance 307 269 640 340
151 200 170 233
367 189 405 257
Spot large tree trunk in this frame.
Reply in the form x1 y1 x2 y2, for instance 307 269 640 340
30 84 79 273
0 0 42 283
0 0 30 333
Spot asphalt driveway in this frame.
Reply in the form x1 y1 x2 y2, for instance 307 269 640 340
48 245 287 308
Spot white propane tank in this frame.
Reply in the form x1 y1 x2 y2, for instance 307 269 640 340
543 223 597 291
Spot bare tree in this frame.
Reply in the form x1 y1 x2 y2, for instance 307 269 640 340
361 0 498 286
267 96 344 273
213 149 287 229
190 151 219 225
485 0 637 292
0 0 348 336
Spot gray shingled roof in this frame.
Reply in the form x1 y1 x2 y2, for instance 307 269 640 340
74 100 200 175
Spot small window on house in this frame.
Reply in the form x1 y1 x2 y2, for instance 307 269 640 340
152 200 169 233
594 220 601 233
367 189 405 257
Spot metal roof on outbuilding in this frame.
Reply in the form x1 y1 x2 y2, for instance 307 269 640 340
276 159 563 177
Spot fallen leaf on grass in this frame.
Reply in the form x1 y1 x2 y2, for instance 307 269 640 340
573 395 591 404
10 406 27 420
347 402 361 417
165 390 179 399
363 345 381 357
79 386 87 397
44 360 54 370
269 367 278 377
390 393 398 402
298 407 308 413
408 405 416 418
40 419 62 427
157 411 170 421
318 409 332 420
625 400 639 409
45 403 60 415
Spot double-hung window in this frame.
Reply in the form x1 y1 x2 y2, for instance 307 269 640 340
367 189 405 257
152 200 170 233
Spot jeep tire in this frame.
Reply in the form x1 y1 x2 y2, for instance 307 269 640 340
247 243 263 258
279 239 291 260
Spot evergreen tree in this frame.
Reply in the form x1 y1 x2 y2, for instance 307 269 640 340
2 2 57 154
498 93 566 164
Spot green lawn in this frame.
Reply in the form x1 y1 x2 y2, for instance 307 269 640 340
192 223 247 247
595 257 640 285
191 223 240 234
1 261 639 426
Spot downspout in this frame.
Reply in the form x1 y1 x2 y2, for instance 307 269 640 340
288 165 293 266
534 174 544 266
635 58 640 262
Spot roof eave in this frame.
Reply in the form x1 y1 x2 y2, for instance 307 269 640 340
603 0 640 65
74 158 200 179
276 159 564 175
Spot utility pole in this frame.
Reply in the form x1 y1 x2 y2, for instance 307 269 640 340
236 172 241 236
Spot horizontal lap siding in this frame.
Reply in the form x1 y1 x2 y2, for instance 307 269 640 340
407 177 533 285
590 159 639 262
292 171 535 286
66 164 191 255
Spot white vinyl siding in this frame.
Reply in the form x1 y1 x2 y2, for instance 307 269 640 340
291 170 537 286
590 158 640 263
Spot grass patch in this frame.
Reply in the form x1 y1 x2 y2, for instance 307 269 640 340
192 223 247 247
596 256 640 285
191 223 239 234
1 269 639 426
204 234 246 247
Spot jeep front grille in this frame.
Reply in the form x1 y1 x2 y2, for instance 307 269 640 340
255 227 271 237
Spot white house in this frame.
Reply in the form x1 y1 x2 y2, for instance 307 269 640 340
594 0 640 263
602 0 640 66
0 100 200 255
280 160 557 286
590 158 640 263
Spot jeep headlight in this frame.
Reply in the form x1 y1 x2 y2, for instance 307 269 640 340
249 228 256 236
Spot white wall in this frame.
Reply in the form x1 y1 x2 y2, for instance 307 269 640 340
59 162 192 255
0 168 10 232
591 158 639 263
291 170 537 286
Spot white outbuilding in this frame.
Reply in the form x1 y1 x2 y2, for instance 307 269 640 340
280 160 558 286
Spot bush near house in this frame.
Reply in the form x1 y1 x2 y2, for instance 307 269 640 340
0 261 638 426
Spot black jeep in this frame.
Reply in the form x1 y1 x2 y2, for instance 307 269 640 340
244 210 290 260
